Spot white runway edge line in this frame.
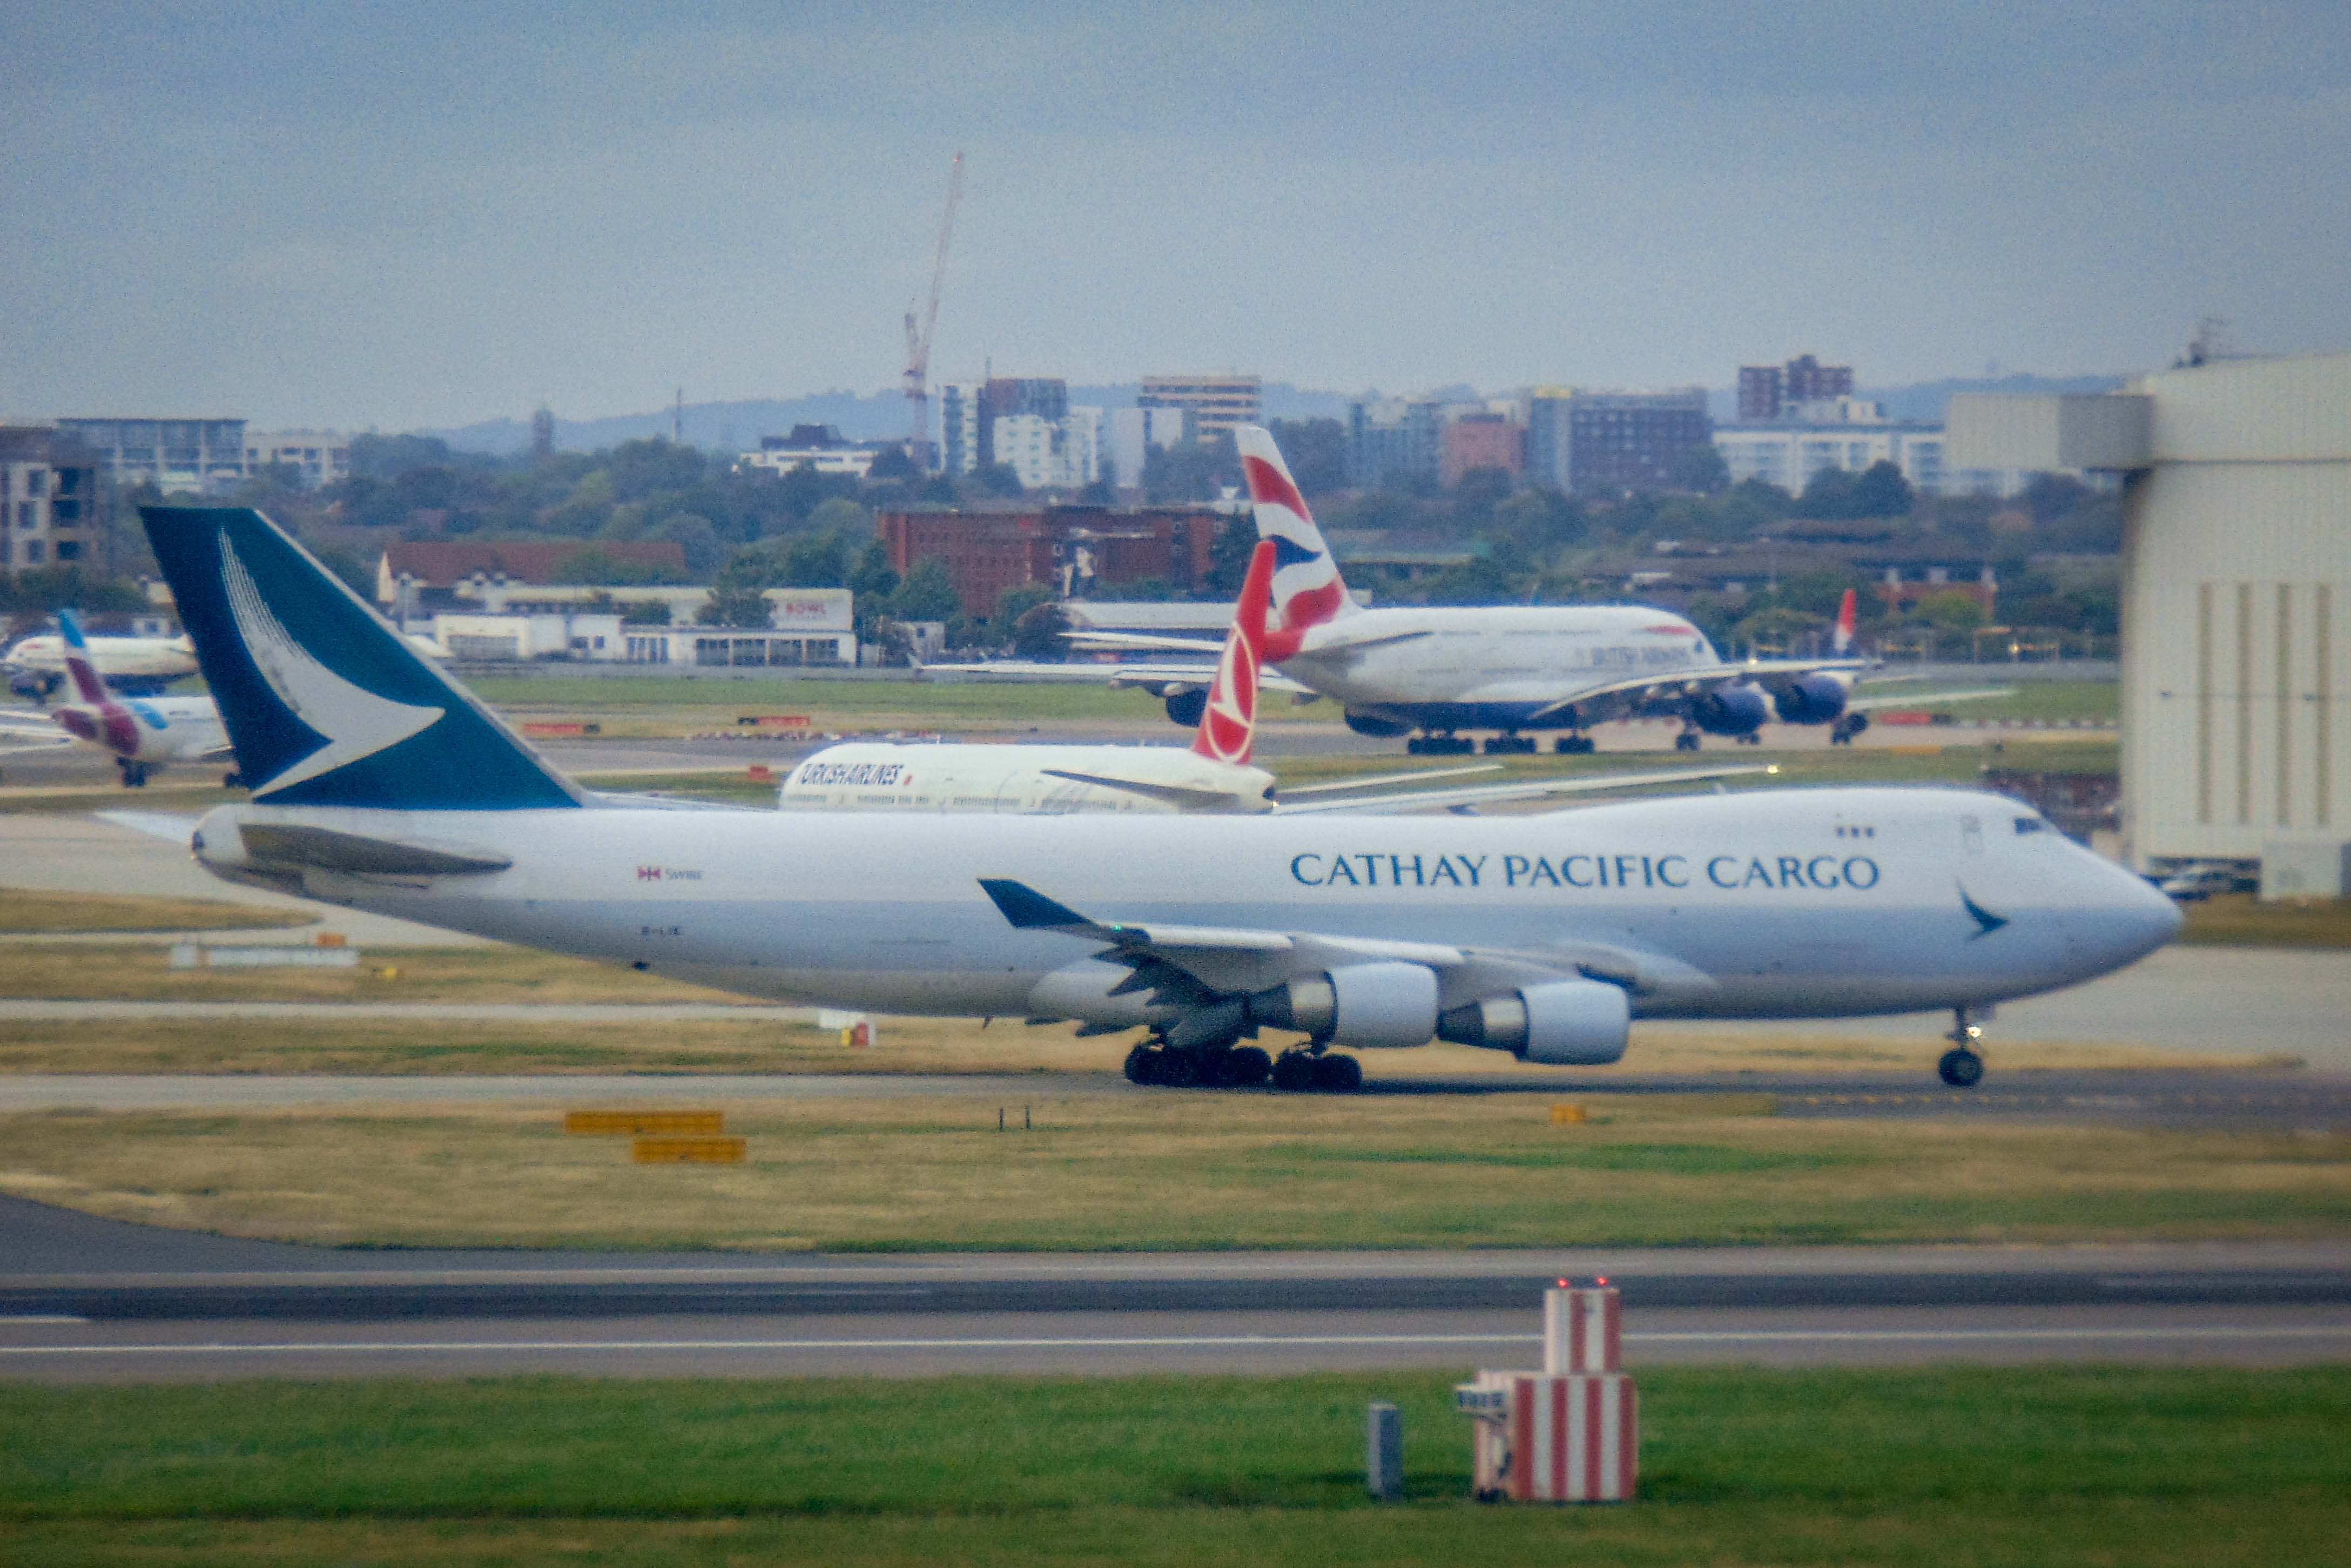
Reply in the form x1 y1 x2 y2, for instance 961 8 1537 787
8 1326 2351 1357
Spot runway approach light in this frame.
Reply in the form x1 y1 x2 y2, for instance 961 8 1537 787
1458 1284 1638 1502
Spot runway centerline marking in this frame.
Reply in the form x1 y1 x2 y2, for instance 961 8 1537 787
7 1325 2351 1357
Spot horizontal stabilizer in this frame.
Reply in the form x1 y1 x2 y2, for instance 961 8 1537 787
236 823 513 876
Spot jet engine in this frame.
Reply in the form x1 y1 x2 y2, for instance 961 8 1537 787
1250 961 1439 1048
1343 710 1414 738
1773 674 1849 725
1437 978 1630 1065
1690 682 1770 737
1163 688 1208 727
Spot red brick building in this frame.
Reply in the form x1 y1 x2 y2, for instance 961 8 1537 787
1440 413 1526 487
874 502 1224 617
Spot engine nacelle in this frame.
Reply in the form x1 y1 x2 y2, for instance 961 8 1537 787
1773 674 1849 725
1437 979 1631 1065
1251 961 1439 1048
1343 710 1414 738
1691 682 1770 737
1163 688 1208 728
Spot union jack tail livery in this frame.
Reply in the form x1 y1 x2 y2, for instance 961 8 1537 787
1190 540 1275 764
1833 588 1857 656
1236 425 1356 660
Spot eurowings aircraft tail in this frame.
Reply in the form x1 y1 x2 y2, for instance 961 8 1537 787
1235 425 1356 659
1189 540 1275 765
139 507 582 811
55 610 111 705
1833 587 1857 656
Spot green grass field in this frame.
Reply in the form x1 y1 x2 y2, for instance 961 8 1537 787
1854 677 2117 724
2 1368 2344 1565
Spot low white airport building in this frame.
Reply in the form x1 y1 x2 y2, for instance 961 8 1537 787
1950 348 2351 887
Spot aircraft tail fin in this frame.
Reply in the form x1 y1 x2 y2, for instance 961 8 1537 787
1833 587 1857 655
1190 540 1275 764
1235 425 1355 659
55 610 111 705
138 507 583 810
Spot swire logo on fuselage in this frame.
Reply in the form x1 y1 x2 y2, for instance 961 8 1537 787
1289 850 1882 891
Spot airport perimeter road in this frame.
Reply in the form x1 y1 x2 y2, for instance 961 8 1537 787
2 1067 2345 1128
3 1199 2347 1379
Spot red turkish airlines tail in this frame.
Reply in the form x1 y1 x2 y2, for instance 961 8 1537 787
1833 588 1857 656
1190 539 1275 765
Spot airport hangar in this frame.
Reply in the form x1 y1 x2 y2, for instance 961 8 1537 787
1950 348 2351 894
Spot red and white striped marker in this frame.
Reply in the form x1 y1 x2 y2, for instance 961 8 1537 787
1507 1374 1639 1502
1543 1284 1622 1374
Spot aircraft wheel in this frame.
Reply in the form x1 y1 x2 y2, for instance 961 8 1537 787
1227 1046 1272 1088
1123 1042 1160 1086
1937 1047 1985 1088
1312 1053 1364 1093
1554 736 1595 755
1155 1047 1200 1088
1674 732 1701 753
1271 1051 1317 1092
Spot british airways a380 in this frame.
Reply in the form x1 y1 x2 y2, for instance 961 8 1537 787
127 503 2177 1094
1000 426 1995 757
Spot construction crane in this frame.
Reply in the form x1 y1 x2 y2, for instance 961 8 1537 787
902 151 965 474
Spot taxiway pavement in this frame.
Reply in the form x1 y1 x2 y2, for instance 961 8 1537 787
2 1196 2343 1379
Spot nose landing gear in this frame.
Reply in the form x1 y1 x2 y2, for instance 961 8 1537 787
1938 1007 1986 1087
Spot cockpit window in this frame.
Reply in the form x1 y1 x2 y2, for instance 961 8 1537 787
2014 816 2045 835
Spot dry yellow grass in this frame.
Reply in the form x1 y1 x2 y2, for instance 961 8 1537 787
2 1096 2343 1250
0 1010 2274 1079
0 887 312 934
0 940 749 1005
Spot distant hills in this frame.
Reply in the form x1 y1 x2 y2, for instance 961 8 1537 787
421 374 2124 456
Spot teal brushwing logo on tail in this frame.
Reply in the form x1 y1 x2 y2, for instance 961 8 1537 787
141 507 581 810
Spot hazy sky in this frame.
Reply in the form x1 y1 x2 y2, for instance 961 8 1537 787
9 2 2349 429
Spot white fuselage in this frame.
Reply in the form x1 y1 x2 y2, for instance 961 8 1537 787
189 785 2180 1037
1279 604 1717 722
779 742 1275 815
5 634 198 683
53 694 230 765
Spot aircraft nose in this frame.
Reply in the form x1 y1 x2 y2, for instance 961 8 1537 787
2099 858 2185 960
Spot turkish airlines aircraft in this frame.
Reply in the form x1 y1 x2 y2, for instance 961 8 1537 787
0 610 232 785
123 502 2175 1093
1038 427 2005 755
5 625 197 699
785 542 1764 816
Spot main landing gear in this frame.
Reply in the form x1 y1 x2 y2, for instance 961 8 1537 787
1481 734 1537 756
1673 727 1702 753
1938 1007 1987 1087
1123 1039 1362 1093
1407 732 1477 757
1554 734 1595 755
115 758 150 788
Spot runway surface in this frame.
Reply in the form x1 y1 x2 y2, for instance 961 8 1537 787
2 1196 2344 1379
1 1067 2342 1127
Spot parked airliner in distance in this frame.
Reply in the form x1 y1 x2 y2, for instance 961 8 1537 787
0 611 232 785
132 503 2178 1093
5 623 197 699
1015 426 2004 756
786 542 1768 816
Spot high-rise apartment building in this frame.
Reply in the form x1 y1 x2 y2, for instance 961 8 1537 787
1736 355 1855 421
0 426 102 572
1139 372 1262 443
939 383 982 474
1106 407 1186 490
978 379 1069 468
1526 389 1713 492
56 417 247 494
1348 398 1444 488
245 430 352 490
